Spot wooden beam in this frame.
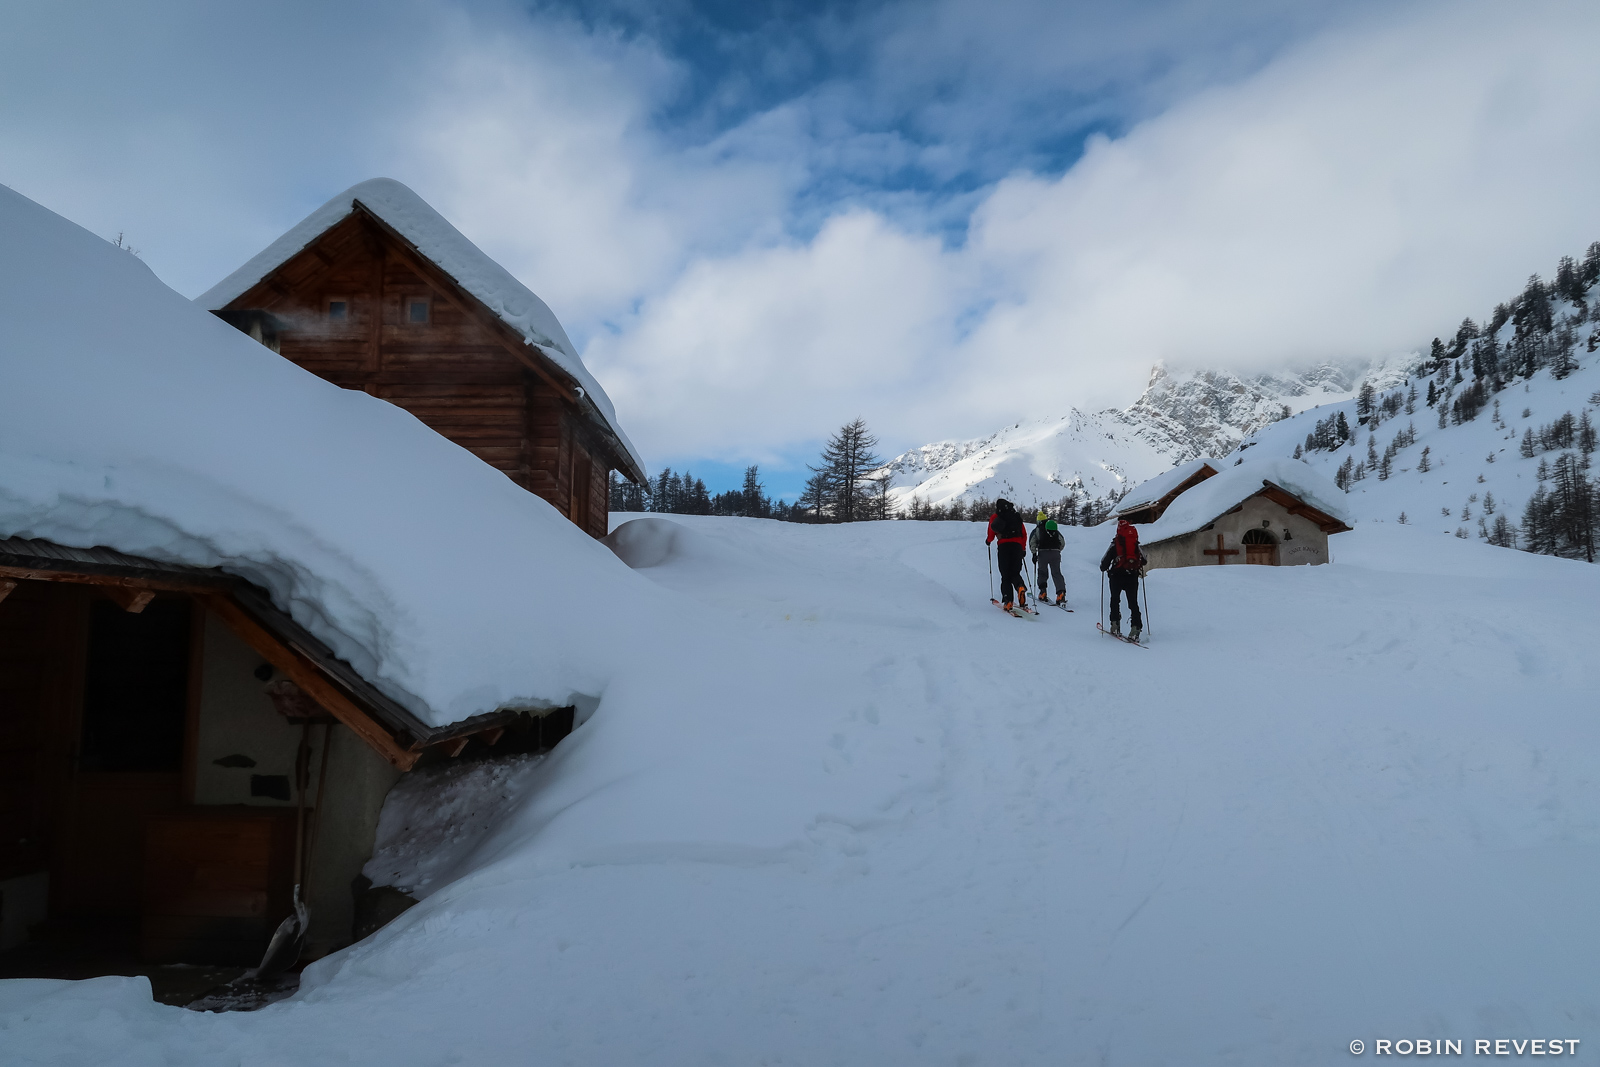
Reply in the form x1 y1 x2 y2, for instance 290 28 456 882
105 586 156 613
0 564 227 596
480 726 505 747
204 594 419 771
441 736 471 758
0 578 15 606
1202 533 1239 564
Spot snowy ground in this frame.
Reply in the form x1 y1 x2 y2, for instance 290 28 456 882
5 516 1599 1065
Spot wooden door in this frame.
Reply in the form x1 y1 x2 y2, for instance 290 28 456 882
1245 544 1278 565
570 451 593 532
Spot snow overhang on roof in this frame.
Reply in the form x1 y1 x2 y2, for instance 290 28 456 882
197 178 645 481
0 537 514 769
2 180 663 735
1140 457 1354 545
1116 457 1219 521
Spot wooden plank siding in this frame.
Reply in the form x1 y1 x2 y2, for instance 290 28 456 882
217 210 621 538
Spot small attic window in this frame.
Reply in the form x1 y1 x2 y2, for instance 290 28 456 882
327 299 348 321
407 297 430 324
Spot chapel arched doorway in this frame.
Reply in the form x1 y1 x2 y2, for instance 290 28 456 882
1242 527 1279 566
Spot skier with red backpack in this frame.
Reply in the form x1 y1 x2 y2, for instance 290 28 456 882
1099 517 1147 641
985 498 1031 615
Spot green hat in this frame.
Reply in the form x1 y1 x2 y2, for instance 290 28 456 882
1044 519 1057 531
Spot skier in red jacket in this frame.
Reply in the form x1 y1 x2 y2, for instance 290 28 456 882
1099 517 1146 640
986 498 1030 612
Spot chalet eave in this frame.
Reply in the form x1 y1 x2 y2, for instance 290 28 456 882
0 537 526 769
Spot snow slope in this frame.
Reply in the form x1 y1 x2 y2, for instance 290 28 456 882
6 514 1598 1065
196 177 644 478
0 181 661 727
1242 346 1600 541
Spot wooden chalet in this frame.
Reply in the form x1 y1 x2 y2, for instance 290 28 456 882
199 179 645 539
0 536 570 977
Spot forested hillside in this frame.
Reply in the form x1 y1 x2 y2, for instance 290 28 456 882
1247 243 1600 561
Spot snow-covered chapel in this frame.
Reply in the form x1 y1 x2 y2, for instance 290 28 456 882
1117 457 1353 568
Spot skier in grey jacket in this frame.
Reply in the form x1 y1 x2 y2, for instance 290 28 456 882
1029 512 1067 606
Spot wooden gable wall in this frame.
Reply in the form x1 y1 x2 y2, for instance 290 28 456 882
220 212 612 538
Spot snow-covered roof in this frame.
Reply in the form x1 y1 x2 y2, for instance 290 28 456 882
0 181 664 729
196 178 644 479
1140 456 1353 545
1116 457 1219 516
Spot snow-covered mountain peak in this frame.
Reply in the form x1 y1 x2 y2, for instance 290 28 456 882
887 358 1382 514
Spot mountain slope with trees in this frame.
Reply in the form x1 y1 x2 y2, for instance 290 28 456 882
1242 243 1600 563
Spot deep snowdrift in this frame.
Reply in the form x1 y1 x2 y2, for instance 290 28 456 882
6 514 1598 1065
0 182 659 726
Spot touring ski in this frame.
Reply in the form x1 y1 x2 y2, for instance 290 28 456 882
992 598 1040 619
1096 623 1148 647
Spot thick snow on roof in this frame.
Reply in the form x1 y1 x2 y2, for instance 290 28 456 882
196 178 644 478
1116 457 1219 515
0 182 662 728
1141 455 1352 544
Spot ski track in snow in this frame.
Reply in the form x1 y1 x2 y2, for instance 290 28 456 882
4 518 1600 1065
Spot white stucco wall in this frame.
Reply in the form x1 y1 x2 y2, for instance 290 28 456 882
194 611 309 806
1144 493 1335 569
193 609 401 954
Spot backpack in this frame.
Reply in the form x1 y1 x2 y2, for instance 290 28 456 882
993 502 1024 540
1113 523 1140 568
1039 527 1065 551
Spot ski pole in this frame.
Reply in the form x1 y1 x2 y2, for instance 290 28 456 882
1099 570 1105 630
987 542 994 601
1141 573 1151 638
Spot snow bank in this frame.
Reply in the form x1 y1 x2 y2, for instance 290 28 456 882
0 182 662 727
601 515 689 569
1141 454 1351 543
7 514 1600 1064
362 754 547 896
195 178 643 478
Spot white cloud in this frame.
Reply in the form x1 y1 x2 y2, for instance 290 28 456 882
586 212 966 461
593 0 1600 463
8 0 1600 473
399 13 798 329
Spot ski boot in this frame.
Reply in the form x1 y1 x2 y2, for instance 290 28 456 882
1109 620 1121 636
1054 592 1066 606
1128 625 1142 643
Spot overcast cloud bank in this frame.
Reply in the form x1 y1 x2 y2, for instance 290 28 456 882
5 0 1600 480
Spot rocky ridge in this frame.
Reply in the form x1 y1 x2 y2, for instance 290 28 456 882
886 358 1408 511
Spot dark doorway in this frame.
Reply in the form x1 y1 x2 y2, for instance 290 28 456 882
57 597 192 917
80 597 191 772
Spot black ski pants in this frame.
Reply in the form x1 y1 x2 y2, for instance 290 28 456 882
1108 568 1142 626
996 542 1027 604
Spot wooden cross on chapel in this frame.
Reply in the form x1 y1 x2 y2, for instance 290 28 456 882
1203 534 1239 564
